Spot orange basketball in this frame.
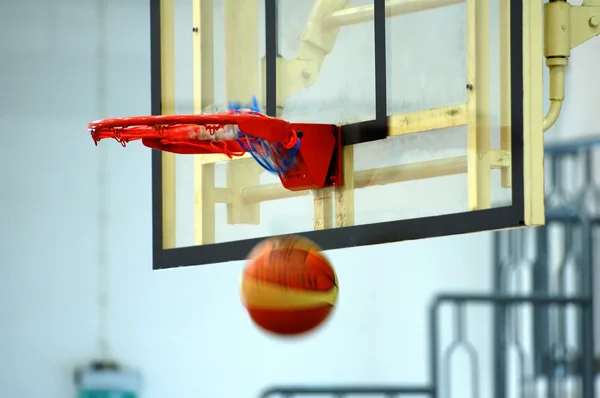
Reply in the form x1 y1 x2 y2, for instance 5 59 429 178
240 235 338 336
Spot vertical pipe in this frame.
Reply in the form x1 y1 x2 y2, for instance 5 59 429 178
429 300 439 398
533 225 550 377
579 216 595 397
493 232 507 398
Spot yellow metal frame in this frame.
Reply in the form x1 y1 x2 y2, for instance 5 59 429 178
160 0 177 249
155 0 596 248
523 0 545 226
466 0 491 211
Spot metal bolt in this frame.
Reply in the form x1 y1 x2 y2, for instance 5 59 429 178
561 24 567 31
590 16 599 28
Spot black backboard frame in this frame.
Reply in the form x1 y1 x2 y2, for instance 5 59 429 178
150 0 525 269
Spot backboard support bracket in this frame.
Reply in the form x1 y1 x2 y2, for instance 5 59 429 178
543 0 600 132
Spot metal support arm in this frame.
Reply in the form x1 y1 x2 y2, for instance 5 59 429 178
266 0 460 110
543 0 600 132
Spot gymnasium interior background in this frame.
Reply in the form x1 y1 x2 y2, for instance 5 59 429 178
1 0 600 397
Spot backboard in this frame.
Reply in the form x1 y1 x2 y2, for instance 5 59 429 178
149 0 545 268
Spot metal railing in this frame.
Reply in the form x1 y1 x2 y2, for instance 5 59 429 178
260 138 600 398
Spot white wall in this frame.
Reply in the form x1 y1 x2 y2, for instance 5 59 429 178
0 0 152 396
0 1 598 398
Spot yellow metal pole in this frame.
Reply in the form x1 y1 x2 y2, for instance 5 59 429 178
238 155 508 204
524 0 545 225
388 104 466 136
192 0 217 245
499 0 512 188
224 0 259 104
313 188 334 230
335 146 355 227
466 0 491 211
160 0 177 249
322 0 464 28
224 0 263 225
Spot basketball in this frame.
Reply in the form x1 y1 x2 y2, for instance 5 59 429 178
240 235 338 336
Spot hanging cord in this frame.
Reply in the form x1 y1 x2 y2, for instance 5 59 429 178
96 0 110 361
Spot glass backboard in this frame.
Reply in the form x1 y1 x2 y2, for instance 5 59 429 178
149 0 545 268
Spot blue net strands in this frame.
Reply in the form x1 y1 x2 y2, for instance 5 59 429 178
227 97 301 177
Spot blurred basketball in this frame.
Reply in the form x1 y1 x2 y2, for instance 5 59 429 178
240 235 338 336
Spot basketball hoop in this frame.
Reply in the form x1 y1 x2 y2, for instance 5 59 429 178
88 105 343 191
